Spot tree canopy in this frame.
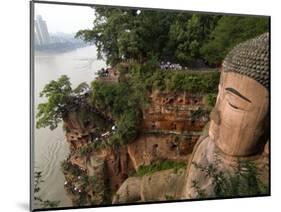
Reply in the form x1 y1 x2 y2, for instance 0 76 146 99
36 76 91 130
200 16 269 65
76 8 269 66
36 75 72 130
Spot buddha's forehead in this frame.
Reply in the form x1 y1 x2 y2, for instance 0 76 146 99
220 71 268 103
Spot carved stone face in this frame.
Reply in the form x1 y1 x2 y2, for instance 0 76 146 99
209 71 269 156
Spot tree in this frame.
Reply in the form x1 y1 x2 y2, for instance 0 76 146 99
76 8 137 65
36 76 92 130
36 75 72 130
200 16 269 65
169 14 220 65
76 8 186 65
77 8 268 67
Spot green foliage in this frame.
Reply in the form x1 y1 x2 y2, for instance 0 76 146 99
91 80 142 145
109 111 139 145
37 65 218 150
76 9 216 65
76 8 179 65
204 93 217 107
36 75 93 130
88 60 218 147
77 8 268 66
201 16 269 65
169 14 220 65
129 61 220 93
61 160 84 176
192 159 269 198
165 71 220 93
34 170 60 208
36 75 104 131
134 160 186 177
73 82 90 94
89 61 219 148
78 141 108 157
190 107 209 121
36 75 72 130
75 9 218 66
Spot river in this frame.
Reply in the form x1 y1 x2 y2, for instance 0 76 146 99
34 45 106 207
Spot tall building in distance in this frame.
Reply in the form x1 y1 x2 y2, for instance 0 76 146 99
35 15 50 46
34 14 88 52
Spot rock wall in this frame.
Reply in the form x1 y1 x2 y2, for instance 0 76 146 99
113 168 186 204
127 90 210 169
61 89 211 205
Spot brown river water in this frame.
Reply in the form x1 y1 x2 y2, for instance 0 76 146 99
34 45 105 207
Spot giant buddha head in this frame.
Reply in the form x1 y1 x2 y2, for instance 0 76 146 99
209 33 269 157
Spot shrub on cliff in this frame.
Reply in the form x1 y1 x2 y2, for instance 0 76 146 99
134 160 186 177
91 80 142 145
36 75 93 130
61 160 84 176
204 93 217 107
109 110 140 145
36 75 73 130
192 160 269 198
165 71 220 93
128 60 220 93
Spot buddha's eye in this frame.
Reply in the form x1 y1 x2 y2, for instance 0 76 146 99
225 89 252 111
228 102 239 110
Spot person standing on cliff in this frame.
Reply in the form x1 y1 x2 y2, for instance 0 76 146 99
182 33 270 198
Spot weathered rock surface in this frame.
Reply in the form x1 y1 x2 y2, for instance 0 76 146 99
127 90 210 170
127 134 193 170
62 90 211 205
113 168 186 204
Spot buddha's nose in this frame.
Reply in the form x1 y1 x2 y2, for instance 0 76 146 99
210 107 221 125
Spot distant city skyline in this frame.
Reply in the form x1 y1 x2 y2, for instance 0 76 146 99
35 3 95 34
35 15 51 46
34 14 89 52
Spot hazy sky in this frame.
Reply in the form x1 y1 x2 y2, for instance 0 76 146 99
35 3 96 34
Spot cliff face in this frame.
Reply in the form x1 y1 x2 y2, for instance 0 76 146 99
113 168 186 203
61 89 210 205
62 111 135 205
63 112 92 152
128 90 209 169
